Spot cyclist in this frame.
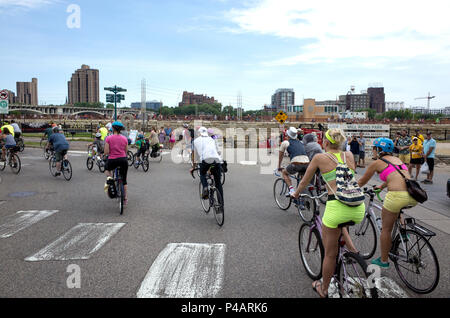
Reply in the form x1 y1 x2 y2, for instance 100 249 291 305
277 127 310 208
44 123 57 151
303 132 323 161
191 127 224 206
1 127 17 162
357 137 418 268
87 132 105 159
104 121 129 205
98 124 108 141
134 134 146 165
48 126 70 177
10 120 22 140
1 122 15 138
291 128 365 298
148 127 161 158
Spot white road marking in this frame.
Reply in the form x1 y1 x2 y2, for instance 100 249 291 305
25 223 125 261
137 243 226 298
0 210 59 239
21 156 43 160
240 161 257 165
68 151 87 154
327 276 409 298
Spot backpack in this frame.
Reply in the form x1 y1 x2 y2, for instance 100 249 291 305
323 152 365 207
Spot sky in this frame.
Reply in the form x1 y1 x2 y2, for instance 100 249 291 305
1 0 450 110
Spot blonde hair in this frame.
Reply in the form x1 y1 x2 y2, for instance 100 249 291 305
326 128 346 149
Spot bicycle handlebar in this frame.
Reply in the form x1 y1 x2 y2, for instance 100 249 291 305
298 192 328 201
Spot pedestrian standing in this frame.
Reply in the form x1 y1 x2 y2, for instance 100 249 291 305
358 132 366 168
397 129 412 165
422 132 437 184
159 127 166 146
164 126 172 149
409 137 424 180
349 135 360 167
393 132 401 157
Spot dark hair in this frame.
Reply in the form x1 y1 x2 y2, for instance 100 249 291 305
3 127 11 134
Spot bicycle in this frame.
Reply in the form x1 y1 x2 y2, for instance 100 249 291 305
273 169 326 212
127 150 134 167
14 136 25 152
133 153 149 172
86 147 106 173
350 187 440 294
0 146 21 174
191 164 224 227
146 144 163 163
40 135 47 149
108 166 125 215
297 192 378 298
49 152 72 181
44 144 54 160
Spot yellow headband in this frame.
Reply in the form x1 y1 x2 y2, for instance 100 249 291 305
325 130 336 144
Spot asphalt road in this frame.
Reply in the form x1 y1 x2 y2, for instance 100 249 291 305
0 147 449 298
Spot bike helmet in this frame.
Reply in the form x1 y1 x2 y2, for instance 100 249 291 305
95 132 102 138
137 134 144 140
373 137 394 153
112 121 125 130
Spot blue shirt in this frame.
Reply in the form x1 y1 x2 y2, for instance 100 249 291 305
423 138 436 159
4 134 16 146
49 133 70 152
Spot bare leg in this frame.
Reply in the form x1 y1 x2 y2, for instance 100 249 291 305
282 169 292 188
380 207 399 263
317 226 342 295
342 227 358 253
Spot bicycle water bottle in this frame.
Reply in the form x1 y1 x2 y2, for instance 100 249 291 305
376 217 382 230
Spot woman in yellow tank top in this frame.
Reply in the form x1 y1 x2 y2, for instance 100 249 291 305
292 129 365 298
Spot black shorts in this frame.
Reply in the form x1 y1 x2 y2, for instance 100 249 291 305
410 158 424 165
106 157 128 185
426 158 435 172
286 163 308 175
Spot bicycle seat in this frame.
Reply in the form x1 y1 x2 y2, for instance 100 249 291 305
338 221 355 228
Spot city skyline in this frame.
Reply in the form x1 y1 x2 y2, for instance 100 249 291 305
1 0 450 110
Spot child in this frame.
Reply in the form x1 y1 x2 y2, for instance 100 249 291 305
135 134 146 164
87 133 105 159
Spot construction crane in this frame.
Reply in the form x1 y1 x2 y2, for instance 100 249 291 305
415 92 435 112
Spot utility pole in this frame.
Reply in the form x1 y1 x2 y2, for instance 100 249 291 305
141 79 146 130
105 86 127 121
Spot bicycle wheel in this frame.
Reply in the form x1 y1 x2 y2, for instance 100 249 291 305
273 178 292 210
391 230 439 294
212 188 224 227
49 157 57 177
18 140 25 152
349 215 377 260
199 182 210 214
98 160 106 173
86 157 94 171
336 252 378 298
298 223 324 280
313 175 327 205
62 160 72 181
220 170 226 186
44 148 51 160
297 196 316 223
127 151 134 166
0 159 5 171
142 158 149 172
157 150 163 163
118 180 124 215
133 155 140 170
10 154 21 174
40 138 46 148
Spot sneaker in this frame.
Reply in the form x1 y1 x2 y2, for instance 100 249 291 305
371 257 390 268
106 177 114 185
202 188 209 199
55 172 61 177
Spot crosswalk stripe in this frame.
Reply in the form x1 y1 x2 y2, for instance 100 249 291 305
24 223 126 261
0 210 59 239
137 243 226 298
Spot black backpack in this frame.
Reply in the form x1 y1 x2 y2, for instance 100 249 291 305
380 158 428 203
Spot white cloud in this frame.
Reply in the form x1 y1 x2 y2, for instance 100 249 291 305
227 0 450 66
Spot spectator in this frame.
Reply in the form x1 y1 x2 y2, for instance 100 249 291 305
164 126 172 148
397 129 412 165
357 132 366 168
409 137 424 180
349 135 360 167
414 129 424 146
393 132 401 157
422 132 437 184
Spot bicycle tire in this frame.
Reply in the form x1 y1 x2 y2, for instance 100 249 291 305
221 169 226 186
98 160 106 173
212 188 224 227
9 154 21 174
0 159 5 171
86 158 94 171
314 175 327 205
336 252 378 298
142 158 149 172
199 181 211 214
391 229 440 294
127 151 134 166
349 215 377 260
298 223 324 280
63 160 72 181
49 157 57 177
18 140 25 152
117 180 124 215
273 178 292 210
40 139 46 148
44 148 51 160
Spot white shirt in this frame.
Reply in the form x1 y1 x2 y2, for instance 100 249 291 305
11 123 21 133
106 122 112 131
194 136 222 163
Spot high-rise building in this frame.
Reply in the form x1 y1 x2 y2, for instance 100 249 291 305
16 78 38 105
367 86 385 113
6 90 16 104
179 91 216 106
271 89 295 112
67 65 99 105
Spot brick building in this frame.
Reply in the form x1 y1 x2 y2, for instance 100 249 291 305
68 65 99 105
179 91 216 106
16 78 38 105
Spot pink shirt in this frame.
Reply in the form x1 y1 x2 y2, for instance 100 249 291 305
105 134 128 159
